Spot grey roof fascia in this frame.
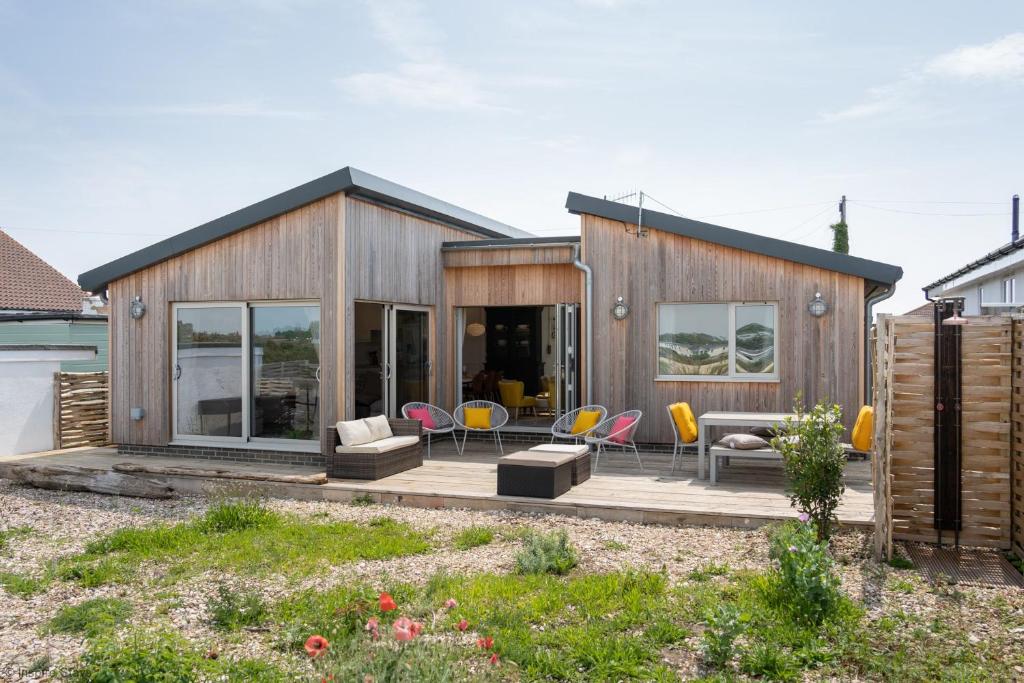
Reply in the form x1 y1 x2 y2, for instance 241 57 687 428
565 192 903 286
441 235 580 250
922 239 1024 292
0 312 107 323
78 167 530 293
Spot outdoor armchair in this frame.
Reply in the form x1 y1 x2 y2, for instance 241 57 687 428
585 410 643 472
666 402 698 471
401 401 461 458
497 380 537 421
550 405 608 443
454 400 509 455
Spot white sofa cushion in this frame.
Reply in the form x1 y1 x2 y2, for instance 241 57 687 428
528 444 588 456
363 415 393 441
335 435 419 454
337 419 373 447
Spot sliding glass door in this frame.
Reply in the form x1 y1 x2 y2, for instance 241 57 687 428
250 304 321 444
353 302 431 418
173 305 245 441
172 301 320 448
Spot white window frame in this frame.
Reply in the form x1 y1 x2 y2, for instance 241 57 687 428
655 301 780 382
1002 277 1015 304
171 299 321 452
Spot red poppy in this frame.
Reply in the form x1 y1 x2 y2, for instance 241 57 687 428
379 592 397 612
410 620 423 637
457 618 469 632
444 598 458 609
393 616 418 641
322 677 335 683
304 635 329 658
477 636 494 650
489 653 500 665
365 616 380 640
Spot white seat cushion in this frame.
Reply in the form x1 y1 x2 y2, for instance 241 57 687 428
337 419 373 446
335 435 419 454
498 450 576 467
529 444 588 456
363 415 393 441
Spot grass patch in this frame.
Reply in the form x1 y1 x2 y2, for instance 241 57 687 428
351 493 376 506
687 562 730 582
0 571 49 598
207 585 268 631
453 525 495 550
55 501 430 587
889 555 914 570
602 539 629 551
0 525 32 552
515 529 578 575
46 597 132 638
64 629 292 682
889 577 916 594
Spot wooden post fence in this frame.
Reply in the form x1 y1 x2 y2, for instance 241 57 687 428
52 371 110 449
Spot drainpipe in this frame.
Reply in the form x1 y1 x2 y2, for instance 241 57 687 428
572 243 593 405
865 284 895 403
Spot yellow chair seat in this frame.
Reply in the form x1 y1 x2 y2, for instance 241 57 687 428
669 402 698 443
463 407 493 430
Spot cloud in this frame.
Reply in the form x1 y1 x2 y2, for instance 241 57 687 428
925 32 1024 80
820 33 1024 123
337 62 497 112
80 102 322 120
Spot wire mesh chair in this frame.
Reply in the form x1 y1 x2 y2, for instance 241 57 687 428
584 410 643 472
453 400 509 455
665 403 698 472
550 405 608 443
401 402 460 458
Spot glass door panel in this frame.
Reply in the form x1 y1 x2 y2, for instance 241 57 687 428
250 305 320 441
174 306 244 439
390 307 430 415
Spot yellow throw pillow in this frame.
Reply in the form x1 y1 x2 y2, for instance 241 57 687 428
851 405 874 452
570 409 602 435
464 407 493 430
670 402 698 443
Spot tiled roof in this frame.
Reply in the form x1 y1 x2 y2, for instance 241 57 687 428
903 302 934 317
0 229 85 312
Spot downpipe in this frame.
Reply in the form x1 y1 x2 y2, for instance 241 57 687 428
572 243 593 405
865 284 895 403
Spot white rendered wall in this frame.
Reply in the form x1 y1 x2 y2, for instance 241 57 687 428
0 348 95 455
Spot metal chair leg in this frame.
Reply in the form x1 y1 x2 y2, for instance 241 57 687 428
453 430 463 456
594 442 602 472
670 440 678 472
495 430 504 455
631 442 644 472
461 429 469 455
426 433 431 459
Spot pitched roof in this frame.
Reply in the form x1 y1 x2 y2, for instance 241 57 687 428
0 229 85 312
922 238 1024 292
78 167 532 294
565 192 904 287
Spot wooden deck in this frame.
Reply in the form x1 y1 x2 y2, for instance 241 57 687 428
0 441 873 529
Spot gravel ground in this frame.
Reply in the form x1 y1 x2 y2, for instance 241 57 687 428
1 479 1022 681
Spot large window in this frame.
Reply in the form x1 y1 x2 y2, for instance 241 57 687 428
657 302 778 380
173 301 320 448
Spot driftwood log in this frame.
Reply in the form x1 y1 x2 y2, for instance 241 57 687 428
112 462 328 485
6 464 176 499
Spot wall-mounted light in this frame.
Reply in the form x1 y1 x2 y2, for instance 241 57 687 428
466 322 486 337
612 296 630 320
807 292 829 318
129 295 147 320
130 407 146 421
941 298 968 326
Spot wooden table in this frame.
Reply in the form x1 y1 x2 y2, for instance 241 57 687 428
697 411 801 483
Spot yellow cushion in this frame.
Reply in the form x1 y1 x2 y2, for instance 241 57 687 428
571 409 602 435
669 402 698 443
851 405 874 452
464 407 493 430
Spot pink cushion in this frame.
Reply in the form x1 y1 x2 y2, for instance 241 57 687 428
607 416 636 444
407 408 436 430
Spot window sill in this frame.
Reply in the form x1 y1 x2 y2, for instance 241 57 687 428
654 376 781 384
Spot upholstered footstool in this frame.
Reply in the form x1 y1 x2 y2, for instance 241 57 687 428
497 450 574 499
528 444 591 484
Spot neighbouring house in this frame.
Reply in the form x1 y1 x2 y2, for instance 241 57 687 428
923 195 1021 314
0 229 108 371
77 167 902 465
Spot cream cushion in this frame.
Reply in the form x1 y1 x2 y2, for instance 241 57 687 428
337 419 373 447
363 415 393 441
498 450 576 468
719 433 770 450
528 444 588 456
335 435 419 454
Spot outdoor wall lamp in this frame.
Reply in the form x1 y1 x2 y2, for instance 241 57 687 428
941 298 968 326
129 295 147 320
807 292 829 318
612 296 630 320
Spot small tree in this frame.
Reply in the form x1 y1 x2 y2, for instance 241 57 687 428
830 221 849 254
771 400 846 540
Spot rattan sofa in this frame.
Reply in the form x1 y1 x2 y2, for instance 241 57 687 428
327 417 423 480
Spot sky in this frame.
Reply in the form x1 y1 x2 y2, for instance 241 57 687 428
1 0 1022 315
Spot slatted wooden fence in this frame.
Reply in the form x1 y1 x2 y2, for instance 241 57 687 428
873 315 1014 555
1011 317 1024 559
53 371 110 448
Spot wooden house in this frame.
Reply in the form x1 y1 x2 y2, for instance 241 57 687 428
77 168 902 464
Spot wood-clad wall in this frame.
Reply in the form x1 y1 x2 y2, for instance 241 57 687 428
582 214 865 443
108 194 342 454
442 245 576 268
342 198 482 418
